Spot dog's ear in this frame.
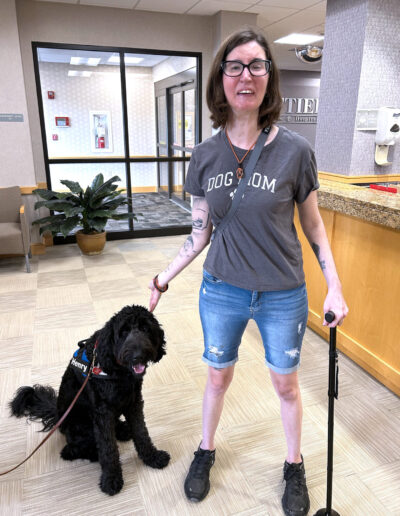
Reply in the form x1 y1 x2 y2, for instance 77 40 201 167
148 318 166 363
94 321 117 372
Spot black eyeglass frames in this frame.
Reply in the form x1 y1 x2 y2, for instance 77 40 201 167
220 59 272 77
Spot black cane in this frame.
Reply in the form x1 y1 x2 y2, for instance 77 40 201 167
314 311 340 516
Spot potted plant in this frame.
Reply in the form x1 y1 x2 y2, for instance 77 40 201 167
32 173 137 255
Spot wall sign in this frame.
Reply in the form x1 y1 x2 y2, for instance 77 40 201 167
0 113 24 122
280 98 319 124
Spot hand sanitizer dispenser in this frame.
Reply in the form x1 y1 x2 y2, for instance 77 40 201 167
375 107 400 165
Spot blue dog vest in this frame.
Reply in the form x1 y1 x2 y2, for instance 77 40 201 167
70 345 110 380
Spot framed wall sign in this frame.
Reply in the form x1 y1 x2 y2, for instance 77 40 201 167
89 110 113 152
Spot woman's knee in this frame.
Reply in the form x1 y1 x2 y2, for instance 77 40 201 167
270 371 300 401
207 365 234 394
276 384 300 402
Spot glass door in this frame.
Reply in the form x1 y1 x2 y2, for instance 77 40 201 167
155 69 197 209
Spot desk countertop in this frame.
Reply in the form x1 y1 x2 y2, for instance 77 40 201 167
317 179 400 230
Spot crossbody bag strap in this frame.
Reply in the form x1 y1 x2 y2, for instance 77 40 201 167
212 126 271 240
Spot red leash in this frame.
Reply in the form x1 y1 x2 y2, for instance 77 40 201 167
0 351 96 476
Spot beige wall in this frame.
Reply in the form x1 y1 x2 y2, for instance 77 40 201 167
0 0 36 186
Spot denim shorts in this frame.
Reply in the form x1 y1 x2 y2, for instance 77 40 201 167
199 269 308 374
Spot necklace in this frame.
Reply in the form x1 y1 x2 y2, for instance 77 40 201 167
225 129 259 180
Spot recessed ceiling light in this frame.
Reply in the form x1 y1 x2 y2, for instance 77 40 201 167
87 57 101 66
125 56 144 64
274 33 324 45
107 54 144 65
70 57 83 65
68 70 92 77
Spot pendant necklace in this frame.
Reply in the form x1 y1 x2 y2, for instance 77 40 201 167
225 129 258 180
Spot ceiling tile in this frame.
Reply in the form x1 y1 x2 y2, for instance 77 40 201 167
257 0 321 8
261 7 325 32
187 0 254 16
135 0 199 13
247 5 297 26
34 0 78 3
80 0 137 7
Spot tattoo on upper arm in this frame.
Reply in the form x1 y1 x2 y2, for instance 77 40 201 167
312 243 326 270
192 213 210 230
192 196 211 231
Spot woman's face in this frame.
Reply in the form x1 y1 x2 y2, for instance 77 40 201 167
222 40 269 120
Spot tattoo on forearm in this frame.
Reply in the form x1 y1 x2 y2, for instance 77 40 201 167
312 243 326 270
179 235 197 258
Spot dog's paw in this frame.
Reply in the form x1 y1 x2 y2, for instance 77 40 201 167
115 420 131 442
61 444 78 461
61 444 98 462
100 471 124 496
143 449 170 469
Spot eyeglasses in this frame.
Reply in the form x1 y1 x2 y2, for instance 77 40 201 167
220 59 271 77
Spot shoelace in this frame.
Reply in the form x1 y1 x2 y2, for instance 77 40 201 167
191 451 213 479
284 465 306 496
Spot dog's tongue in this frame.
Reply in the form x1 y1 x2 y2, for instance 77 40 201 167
133 364 145 374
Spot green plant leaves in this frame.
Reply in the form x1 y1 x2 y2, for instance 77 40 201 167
33 188 59 200
32 174 134 237
60 179 84 195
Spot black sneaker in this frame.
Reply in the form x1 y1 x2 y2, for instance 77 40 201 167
282 456 310 516
184 445 215 502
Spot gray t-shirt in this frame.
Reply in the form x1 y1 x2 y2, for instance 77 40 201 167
184 126 319 291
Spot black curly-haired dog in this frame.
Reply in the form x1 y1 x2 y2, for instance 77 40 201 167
10 304 170 495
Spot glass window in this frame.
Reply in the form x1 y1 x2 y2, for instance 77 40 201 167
48 163 129 233
37 48 124 159
157 96 167 147
172 92 182 147
184 89 195 149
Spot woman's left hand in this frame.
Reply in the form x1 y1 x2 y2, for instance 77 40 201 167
148 279 162 312
323 283 349 327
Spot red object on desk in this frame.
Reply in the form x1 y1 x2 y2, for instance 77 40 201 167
369 184 397 193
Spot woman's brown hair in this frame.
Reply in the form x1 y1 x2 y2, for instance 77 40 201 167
206 27 282 129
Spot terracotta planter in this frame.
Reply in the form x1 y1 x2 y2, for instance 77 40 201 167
76 230 106 255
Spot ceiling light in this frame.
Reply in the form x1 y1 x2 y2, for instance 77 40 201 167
70 57 83 65
68 70 92 77
107 54 144 64
125 56 144 64
274 33 324 45
87 57 101 66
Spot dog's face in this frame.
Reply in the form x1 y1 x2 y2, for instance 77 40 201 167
96 305 166 378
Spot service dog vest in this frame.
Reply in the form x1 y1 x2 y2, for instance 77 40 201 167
70 345 111 380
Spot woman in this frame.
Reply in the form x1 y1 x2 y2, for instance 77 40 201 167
149 27 348 516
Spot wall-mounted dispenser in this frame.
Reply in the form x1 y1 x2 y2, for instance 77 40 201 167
375 107 400 166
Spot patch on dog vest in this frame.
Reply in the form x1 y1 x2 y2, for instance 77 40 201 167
70 347 110 380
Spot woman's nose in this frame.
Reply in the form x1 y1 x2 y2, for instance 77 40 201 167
240 66 252 80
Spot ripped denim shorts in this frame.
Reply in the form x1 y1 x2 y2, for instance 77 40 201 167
199 269 308 374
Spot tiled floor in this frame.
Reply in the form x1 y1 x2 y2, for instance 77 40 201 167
0 237 399 515
106 192 192 232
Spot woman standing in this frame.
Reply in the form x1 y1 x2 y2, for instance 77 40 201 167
149 27 348 516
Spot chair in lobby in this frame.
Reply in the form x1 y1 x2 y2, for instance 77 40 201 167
0 186 31 273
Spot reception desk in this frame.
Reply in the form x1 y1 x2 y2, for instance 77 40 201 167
295 179 400 396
